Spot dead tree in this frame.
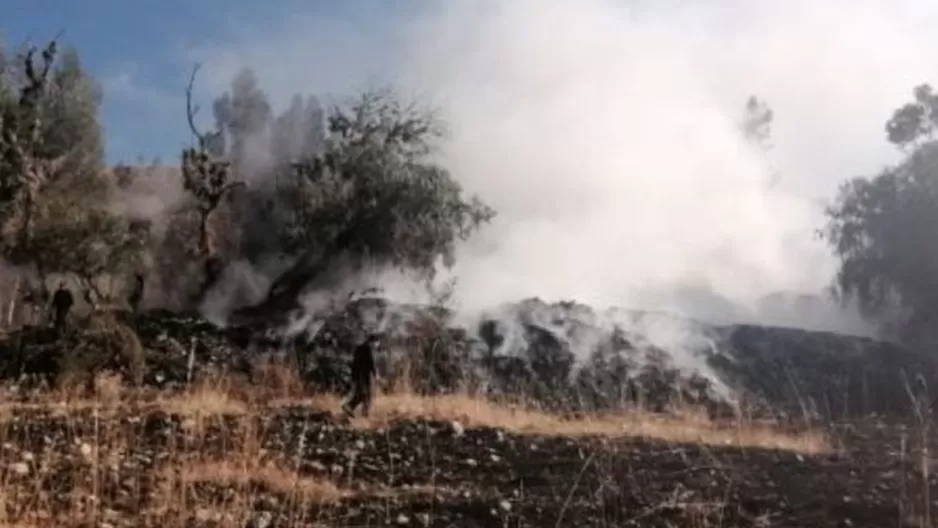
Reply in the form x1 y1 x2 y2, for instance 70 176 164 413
180 65 243 302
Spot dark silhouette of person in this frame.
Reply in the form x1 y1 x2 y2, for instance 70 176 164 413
128 273 144 312
343 334 380 418
51 282 73 332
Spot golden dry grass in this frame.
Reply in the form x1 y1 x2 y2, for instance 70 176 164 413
176 460 348 503
0 369 830 454
153 381 251 417
342 391 829 454
0 368 831 527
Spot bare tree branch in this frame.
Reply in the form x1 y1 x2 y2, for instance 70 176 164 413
185 64 221 150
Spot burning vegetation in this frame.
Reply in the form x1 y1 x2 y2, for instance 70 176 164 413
0 35 936 527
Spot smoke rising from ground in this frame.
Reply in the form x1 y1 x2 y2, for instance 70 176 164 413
175 0 938 336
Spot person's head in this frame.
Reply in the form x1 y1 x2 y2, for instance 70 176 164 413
366 333 382 348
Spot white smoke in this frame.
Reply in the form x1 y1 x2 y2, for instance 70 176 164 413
175 0 938 340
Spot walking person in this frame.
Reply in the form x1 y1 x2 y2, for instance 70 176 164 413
128 273 145 313
342 333 380 418
50 282 73 333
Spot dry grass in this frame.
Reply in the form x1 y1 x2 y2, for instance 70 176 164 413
341 391 829 454
153 380 251 417
0 371 830 454
0 370 832 526
176 460 348 503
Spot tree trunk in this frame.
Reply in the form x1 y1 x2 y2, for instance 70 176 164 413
233 229 355 324
5 276 19 329
232 248 322 322
198 212 210 257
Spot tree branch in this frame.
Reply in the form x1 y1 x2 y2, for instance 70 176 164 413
185 64 221 150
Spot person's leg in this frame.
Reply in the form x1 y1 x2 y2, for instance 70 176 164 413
361 381 373 417
344 384 363 416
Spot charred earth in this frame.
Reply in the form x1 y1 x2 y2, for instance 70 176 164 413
0 298 934 526
0 297 932 421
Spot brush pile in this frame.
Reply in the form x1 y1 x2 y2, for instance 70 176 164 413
0 297 931 420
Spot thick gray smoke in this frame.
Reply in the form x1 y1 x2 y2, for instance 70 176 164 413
169 0 938 342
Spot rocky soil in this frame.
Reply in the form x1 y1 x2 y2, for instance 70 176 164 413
0 403 932 527
0 301 934 526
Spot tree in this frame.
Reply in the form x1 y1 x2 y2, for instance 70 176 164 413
0 39 147 318
210 66 271 171
824 85 938 345
239 88 496 317
740 95 774 151
270 93 325 163
0 40 66 266
885 84 938 149
30 182 149 308
178 65 243 303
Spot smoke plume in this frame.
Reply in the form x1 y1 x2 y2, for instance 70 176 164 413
176 0 938 337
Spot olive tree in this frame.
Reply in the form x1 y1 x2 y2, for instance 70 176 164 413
0 39 145 320
243 89 495 316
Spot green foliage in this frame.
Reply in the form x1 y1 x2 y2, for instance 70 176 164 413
35 47 104 173
0 39 145 309
825 87 938 343
180 65 242 260
0 41 61 260
180 148 240 219
289 89 495 275
885 84 938 149
0 40 496 317
31 181 149 294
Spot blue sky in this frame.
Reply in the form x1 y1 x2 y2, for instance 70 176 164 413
1 0 409 164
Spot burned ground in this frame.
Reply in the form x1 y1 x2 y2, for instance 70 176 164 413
0 298 931 421
0 300 934 526
0 400 929 527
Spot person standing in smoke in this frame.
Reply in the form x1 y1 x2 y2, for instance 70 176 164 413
342 333 381 418
50 282 73 333
128 273 145 313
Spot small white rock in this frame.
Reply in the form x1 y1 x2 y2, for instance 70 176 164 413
451 421 465 437
396 513 410 525
252 511 273 528
499 499 512 512
10 462 28 475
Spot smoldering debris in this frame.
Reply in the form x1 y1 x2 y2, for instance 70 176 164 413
0 292 927 419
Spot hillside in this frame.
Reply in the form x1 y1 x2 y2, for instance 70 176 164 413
0 301 933 526
0 298 930 421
